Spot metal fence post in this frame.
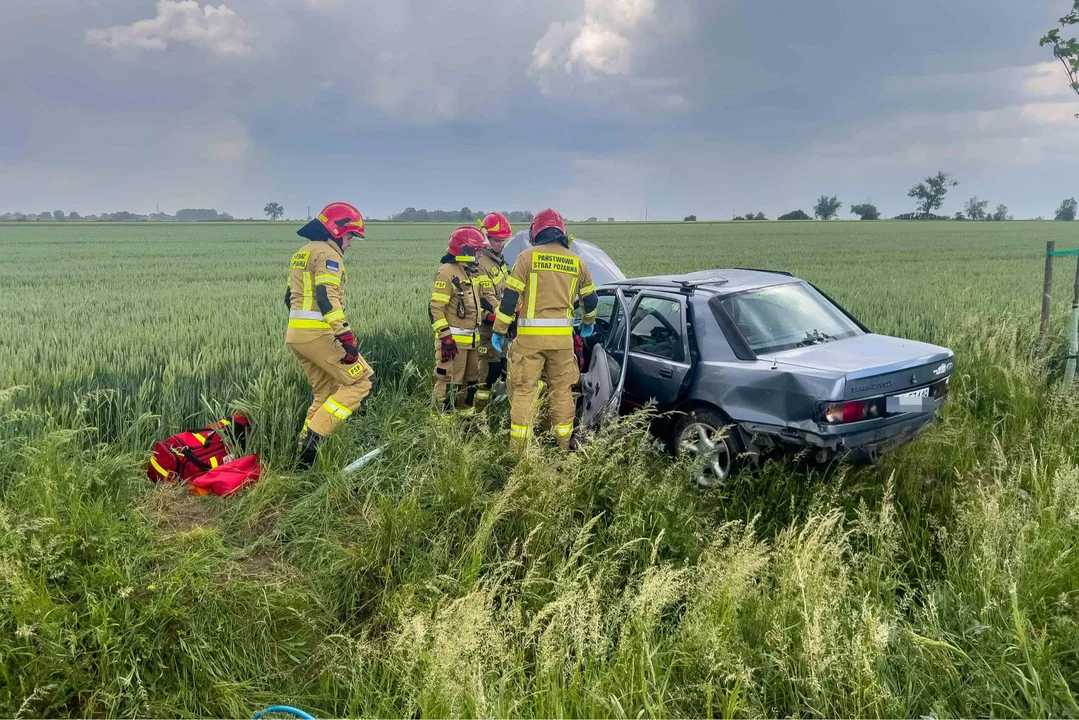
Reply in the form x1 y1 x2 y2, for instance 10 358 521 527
1067 256 1079 384
1041 240 1055 344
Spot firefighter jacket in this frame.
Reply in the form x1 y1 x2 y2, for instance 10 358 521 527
429 255 497 348
492 240 599 350
285 240 350 344
475 248 509 303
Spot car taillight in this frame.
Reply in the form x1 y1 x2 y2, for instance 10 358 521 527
930 376 949 398
821 399 882 424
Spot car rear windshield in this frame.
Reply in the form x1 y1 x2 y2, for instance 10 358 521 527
714 282 862 355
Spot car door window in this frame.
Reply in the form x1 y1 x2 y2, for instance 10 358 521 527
587 292 617 345
628 296 684 362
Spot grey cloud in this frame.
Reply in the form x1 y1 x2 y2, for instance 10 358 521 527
1 0 1077 221
531 0 658 84
86 0 253 59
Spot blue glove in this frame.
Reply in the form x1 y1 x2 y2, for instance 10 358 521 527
579 323 594 339
492 333 505 352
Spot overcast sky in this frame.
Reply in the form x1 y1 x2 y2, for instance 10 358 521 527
1 0 1077 220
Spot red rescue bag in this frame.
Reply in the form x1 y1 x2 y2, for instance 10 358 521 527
189 454 262 497
147 413 250 484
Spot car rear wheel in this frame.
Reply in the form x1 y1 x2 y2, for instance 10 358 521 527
674 409 740 488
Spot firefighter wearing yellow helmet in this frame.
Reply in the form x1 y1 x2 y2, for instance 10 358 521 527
491 208 598 451
286 202 375 469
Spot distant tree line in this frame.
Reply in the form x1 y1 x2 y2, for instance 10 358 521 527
389 207 535 224
6 186 1077 226
778 210 811 221
712 172 1076 222
0 208 236 222
954 196 1015 222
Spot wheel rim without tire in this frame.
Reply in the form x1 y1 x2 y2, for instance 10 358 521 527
679 422 731 486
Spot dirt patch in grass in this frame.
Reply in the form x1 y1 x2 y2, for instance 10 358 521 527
221 548 303 589
140 484 221 535
241 550 276 575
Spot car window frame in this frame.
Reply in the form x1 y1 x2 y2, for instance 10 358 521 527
625 291 690 366
713 280 865 356
606 288 633 353
587 289 619 344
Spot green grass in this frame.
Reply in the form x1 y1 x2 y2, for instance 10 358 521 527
1 220 1078 717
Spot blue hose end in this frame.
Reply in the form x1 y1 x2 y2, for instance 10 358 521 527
254 705 315 720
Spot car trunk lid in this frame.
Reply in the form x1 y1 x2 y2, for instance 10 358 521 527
768 333 955 398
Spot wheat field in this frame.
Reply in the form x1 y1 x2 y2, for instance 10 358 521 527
1 219 1078 717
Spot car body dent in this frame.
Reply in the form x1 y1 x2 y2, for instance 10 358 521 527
681 285 954 456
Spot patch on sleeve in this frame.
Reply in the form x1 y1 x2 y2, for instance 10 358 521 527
326 259 340 271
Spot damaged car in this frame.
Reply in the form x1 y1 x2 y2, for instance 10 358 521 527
502 232 956 485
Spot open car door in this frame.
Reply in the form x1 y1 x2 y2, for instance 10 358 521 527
577 287 631 437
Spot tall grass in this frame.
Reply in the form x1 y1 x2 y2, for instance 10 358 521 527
2 222 1078 716
2 312 1078 717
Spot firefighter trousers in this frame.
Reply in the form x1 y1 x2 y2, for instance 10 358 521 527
289 334 374 437
433 338 480 411
508 344 579 452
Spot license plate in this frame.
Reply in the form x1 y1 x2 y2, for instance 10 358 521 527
886 386 931 413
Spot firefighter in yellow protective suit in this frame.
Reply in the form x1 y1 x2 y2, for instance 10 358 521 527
429 226 495 413
491 208 598 451
285 202 375 469
473 212 513 411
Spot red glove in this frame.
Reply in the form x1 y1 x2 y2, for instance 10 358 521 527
337 332 359 364
440 336 458 363
483 312 496 326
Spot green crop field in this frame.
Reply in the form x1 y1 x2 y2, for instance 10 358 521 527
2 220 1079 717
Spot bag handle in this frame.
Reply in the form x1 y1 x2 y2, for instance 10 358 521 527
177 446 213 472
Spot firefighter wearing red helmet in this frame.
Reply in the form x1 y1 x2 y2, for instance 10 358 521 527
491 208 598 451
473 212 513 411
429 226 497 413
285 202 375 469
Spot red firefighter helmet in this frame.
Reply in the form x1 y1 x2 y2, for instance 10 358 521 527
315 202 365 240
479 212 512 240
529 208 568 245
447 226 486 262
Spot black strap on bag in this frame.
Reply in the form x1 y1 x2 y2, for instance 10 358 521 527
179 446 213 472
170 427 219 474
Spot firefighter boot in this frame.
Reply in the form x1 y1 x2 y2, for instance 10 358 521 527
474 361 501 412
436 384 458 415
297 430 325 471
459 383 478 412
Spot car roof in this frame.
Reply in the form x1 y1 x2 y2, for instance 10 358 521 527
603 268 802 295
